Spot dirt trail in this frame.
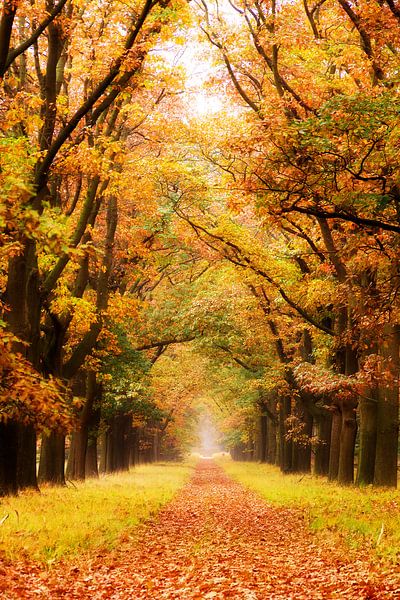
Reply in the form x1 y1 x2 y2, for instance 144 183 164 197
2 460 399 599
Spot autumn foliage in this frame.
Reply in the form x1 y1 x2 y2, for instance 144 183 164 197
0 327 73 431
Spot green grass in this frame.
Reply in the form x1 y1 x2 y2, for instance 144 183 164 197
0 462 193 564
218 458 400 563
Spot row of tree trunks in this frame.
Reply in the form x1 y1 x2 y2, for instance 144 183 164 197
230 443 249 461
237 368 398 487
251 223 397 487
230 315 398 487
97 421 168 475
0 415 168 493
255 399 313 473
0 363 169 492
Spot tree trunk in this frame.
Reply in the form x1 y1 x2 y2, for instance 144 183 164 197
266 416 277 464
336 346 358 485
103 415 130 473
98 432 107 474
4 244 41 492
66 432 77 480
357 269 379 486
17 424 38 490
247 429 255 461
0 421 18 496
328 409 341 480
374 324 399 487
123 418 133 469
153 428 160 463
74 371 98 480
279 396 292 472
338 402 357 484
292 410 312 473
85 439 99 478
231 442 246 461
85 405 101 478
357 390 378 485
105 428 114 472
38 432 65 485
142 427 153 464
118 415 130 470
259 414 268 463
129 427 140 466
314 413 331 476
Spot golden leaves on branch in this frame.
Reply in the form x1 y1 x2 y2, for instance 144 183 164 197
0 327 74 432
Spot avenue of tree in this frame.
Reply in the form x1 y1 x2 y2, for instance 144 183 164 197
1 0 400 495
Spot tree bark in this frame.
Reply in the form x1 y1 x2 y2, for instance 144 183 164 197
98 432 107 474
68 371 98 480
279 395 293 472
17 425 38 490
292 410 312 473
66 433 77 480
153 428 160 463
85 440 99 478
3 241 41 492
85 403 101 478
259 413 268 463
374 324 399 487
338 403 357 484
328 408 342 480
0 421 18 496
38 432 65 485
102 415 131 473
314 412 331 476
357 390 378 485
356 269 379 486
105 427 114 473
129 427 140 466
0 1 17 78
267 416 277 464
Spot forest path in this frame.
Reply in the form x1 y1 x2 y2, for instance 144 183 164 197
3 460 399 599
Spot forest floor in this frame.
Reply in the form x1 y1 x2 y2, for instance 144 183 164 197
1 460 400 599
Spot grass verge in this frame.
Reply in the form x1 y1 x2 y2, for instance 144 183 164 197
0 462 193 564
218 458 400 563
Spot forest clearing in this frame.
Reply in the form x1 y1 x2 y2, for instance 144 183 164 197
1 459 400 598
2 0 400 596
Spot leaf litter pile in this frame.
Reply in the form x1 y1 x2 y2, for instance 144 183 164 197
1 460 399 599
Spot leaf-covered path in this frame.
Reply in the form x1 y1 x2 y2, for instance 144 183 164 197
2 460 400 599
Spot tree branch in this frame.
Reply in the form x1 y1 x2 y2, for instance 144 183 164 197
178 212 335 336
285 205 400 234
215 343 260 372
136 335 198 351
35 0 162 190
0 0 17 78
2 0 68 76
